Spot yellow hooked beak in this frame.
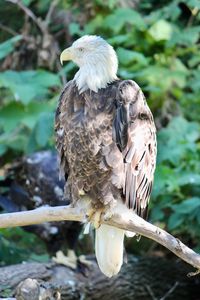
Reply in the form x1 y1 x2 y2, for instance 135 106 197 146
60 47 73 65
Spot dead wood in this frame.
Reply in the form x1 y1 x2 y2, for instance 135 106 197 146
0 255 199 300
0 203 200 274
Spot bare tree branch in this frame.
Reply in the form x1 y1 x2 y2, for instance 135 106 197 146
0 23 19 36
160 282 179 300
45 0 59 26
6 0 45 33
0 201 200 273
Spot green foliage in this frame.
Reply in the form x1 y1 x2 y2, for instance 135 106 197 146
0 70 60 157
0 70 60 104
0 227 49 265
0 0 200 262
81 2 200 120
151 117 200 249
0 99 57 155
0 35 22 60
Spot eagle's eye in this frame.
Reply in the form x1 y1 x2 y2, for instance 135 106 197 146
78 47 84 52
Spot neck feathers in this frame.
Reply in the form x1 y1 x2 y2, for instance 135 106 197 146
74 49 118 93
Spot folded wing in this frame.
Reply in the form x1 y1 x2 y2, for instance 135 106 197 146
113 80 157 218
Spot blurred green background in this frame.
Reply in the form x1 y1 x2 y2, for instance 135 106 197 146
0 0 200 265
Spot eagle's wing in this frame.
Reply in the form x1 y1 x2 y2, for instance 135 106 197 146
55 83 71 181
112 80 157 218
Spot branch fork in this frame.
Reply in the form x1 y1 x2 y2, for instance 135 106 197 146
0 202 200 274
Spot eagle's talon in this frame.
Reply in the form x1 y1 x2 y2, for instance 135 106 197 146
86 207 95 221
86 207 105 229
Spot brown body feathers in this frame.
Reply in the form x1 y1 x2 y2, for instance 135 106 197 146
55 79 156 219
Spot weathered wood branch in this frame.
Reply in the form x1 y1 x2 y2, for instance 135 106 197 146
0 203 200 272
0 256 200 300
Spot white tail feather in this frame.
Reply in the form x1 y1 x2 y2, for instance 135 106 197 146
95 224 125 277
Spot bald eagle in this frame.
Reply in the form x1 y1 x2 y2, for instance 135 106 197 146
55 35 157 277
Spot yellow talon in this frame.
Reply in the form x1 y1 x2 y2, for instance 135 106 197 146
86 207 105 229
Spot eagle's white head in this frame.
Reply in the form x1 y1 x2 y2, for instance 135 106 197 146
60 35 118 93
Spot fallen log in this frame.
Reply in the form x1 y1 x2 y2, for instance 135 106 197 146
0 255 199 300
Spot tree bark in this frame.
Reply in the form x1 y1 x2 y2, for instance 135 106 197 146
0 255 199 300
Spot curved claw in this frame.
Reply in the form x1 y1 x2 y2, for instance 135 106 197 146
86 207 105 229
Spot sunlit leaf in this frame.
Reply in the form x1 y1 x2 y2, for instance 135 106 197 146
104 8 146 33
149 20 173 41
0 70 61 104
0 36 22 60
168 26 200 46
35 112 54 147
21 0 33 6
117 47 148 66
157 117 200 164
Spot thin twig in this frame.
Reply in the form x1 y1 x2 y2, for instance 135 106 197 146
159 282 179 300
0 201 200 273
187 7 199 28
6 0 45 33
45 0 59 26
0 23 35 43
0 23 19 36
145 285 157 300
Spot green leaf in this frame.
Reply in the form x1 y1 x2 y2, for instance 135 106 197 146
0 70 61 104
35 112 54 147
117 47 148 66
84 15 104 34
157 117 200 165
8 135 27 152
0 36 22 60
153 165 179 198
104 8 146 33
0 100 55 132
26 130 37 154
107 34 130 46
69 23 83 36
177 173 200 186
183 0 200 9
0 102 25 132
168 213 184 230
172 197 200 214
189 70 200 92
168 26 200 46
21 0 33 6
188 54 200 68
148 20 173 41
150 206 164 221
0 144 7 155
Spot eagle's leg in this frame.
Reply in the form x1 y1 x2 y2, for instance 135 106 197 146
86 206 105 229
